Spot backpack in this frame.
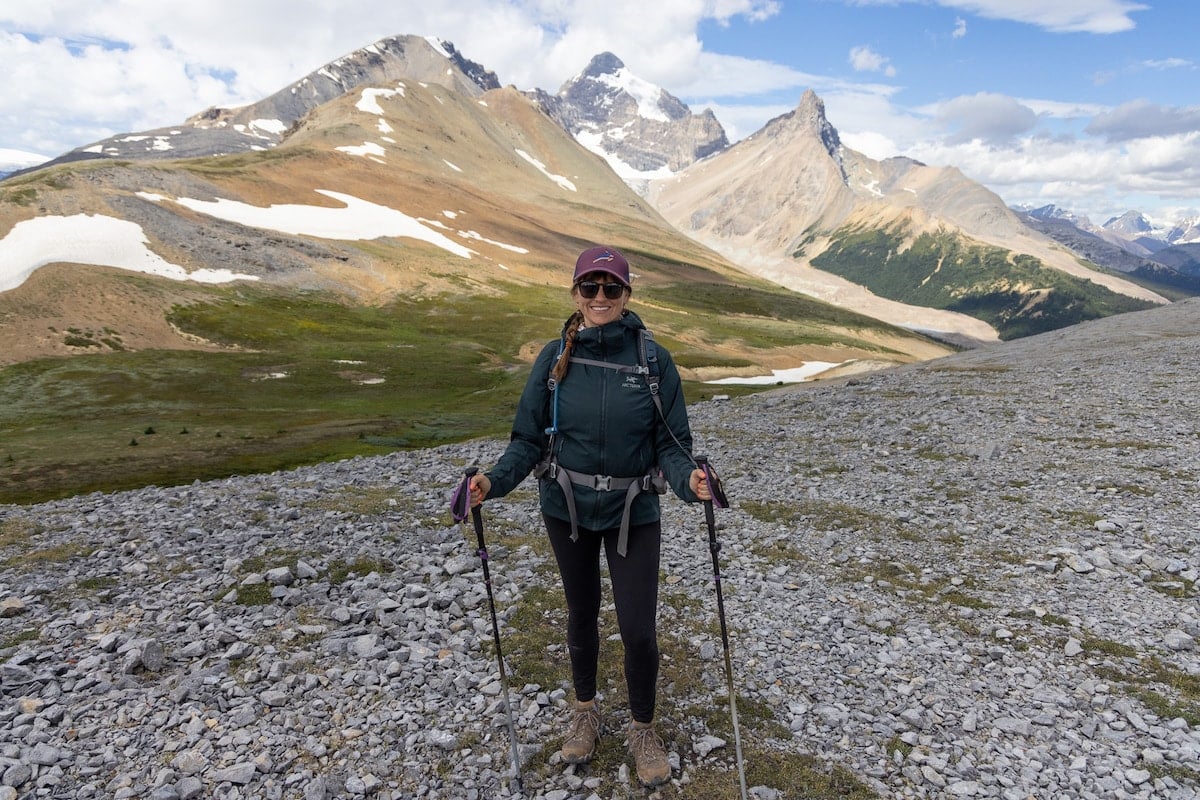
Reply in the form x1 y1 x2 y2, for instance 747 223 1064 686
535 327 667 555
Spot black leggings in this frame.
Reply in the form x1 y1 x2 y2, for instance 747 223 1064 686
544 514 661 724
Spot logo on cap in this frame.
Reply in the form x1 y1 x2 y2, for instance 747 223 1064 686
592 251 616 264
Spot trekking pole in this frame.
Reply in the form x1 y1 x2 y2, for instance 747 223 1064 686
451 467 523 795
695 455 748 800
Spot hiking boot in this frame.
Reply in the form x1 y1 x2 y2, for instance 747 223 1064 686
627 720 670 787
560 699 602 764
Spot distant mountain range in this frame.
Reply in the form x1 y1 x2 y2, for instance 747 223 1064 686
2 32 1196 356
1013 204 1200 284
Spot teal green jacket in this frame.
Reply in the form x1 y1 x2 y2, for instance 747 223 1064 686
485 310 698 529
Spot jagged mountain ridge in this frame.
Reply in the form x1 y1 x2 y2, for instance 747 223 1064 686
647 90 1169 342
1099 210 1200 250
1022 205 1157 256
1016 210 1200 295
20 36 501 173
1025 205 1200 251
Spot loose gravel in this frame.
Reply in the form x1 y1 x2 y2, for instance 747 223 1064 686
2 299 1200 799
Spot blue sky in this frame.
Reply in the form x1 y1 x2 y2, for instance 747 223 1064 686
1 0 1196 226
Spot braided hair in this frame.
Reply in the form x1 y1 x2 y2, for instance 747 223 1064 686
549 311 584 385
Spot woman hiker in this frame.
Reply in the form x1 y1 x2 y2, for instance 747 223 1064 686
465 245 713 787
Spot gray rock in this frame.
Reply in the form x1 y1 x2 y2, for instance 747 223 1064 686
212 762 257 785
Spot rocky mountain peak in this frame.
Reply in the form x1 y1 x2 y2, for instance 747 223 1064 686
436 39 502 92
580 52 626 79
1166 215 1200 245
1104 210 1153 235
526 52 728 178
1028 204 1083 224
759 89 841 161
794 89 841 157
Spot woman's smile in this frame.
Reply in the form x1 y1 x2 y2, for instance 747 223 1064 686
575 274 628 327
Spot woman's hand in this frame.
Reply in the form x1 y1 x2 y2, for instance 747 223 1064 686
469 473 491 507
689 468 712 501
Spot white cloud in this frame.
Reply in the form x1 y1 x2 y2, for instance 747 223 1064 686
668 52 814 99
1015 98 1108 119
840 129 901 161
0 147 48 171
848 45 896 78
944 0 1148 34
905 131 1200 224
1087 100 1200 142
933 92 1040 145
953 17 968 37
695 100 796 143
0 29 247 155
1142 57 1192 70
851 0 1149 34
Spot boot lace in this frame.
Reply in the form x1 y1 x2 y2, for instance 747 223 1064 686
629 725 666 763
566 705 601 744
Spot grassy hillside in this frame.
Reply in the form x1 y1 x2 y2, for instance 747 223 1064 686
0 279 921 504
812 227 1158 339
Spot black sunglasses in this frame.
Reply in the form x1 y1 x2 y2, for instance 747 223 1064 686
577 280 627 300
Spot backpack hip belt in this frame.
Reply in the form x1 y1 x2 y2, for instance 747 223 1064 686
536 460 666 557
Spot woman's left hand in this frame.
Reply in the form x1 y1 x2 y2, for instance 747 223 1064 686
689 468 712 501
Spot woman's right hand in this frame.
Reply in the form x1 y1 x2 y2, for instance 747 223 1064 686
469 474 490 507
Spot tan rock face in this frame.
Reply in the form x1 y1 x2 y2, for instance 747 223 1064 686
647 90 1166 343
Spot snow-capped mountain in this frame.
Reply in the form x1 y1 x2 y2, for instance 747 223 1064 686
22 36 499 173
1016 203 1200 272
1024 204 1086 225
1099 210 1200 249
525 52 727 185
1165 216 1200 245
1103 210 1155 237
1018 204 1158 257
0 148 49 179
1015 206 1200 293
1102 210 1167 253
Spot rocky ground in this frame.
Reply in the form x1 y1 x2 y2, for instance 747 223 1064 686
2 299 1199 799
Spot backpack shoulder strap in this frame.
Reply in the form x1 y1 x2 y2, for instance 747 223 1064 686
545 336 565 435
639 329 660 390
639 329 663 417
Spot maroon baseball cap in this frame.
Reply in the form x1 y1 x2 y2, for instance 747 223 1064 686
572 246 630 287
